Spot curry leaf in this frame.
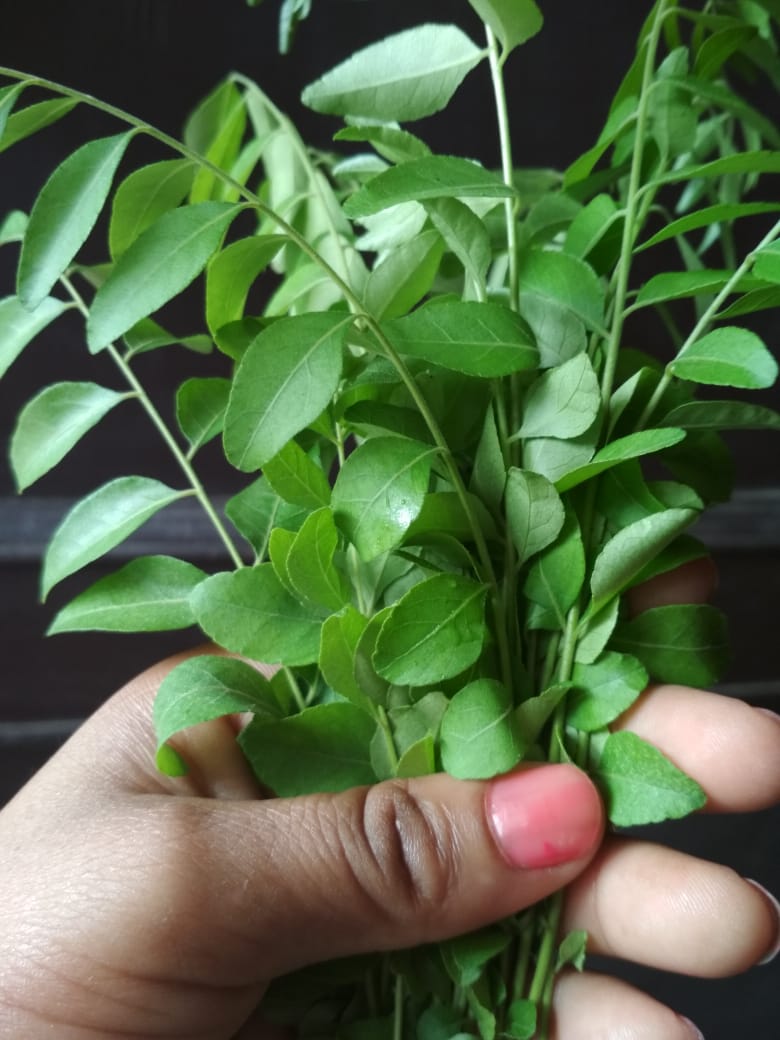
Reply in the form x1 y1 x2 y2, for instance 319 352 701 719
518 353 600 439
441 679 523 779
669 327 777 389
176 377 231 456
568 652 648 732
505 468 565 564
612 604 730 687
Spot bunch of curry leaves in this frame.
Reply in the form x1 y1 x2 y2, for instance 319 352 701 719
2 0 780 1036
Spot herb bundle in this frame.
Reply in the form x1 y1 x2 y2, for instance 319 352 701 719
2 1 779 1036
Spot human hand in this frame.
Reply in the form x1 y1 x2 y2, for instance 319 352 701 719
0 563 777 1040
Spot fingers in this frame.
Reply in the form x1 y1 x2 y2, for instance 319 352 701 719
628 556 718 614
563 838 779 976
615 684 780 812
551 971 704 1040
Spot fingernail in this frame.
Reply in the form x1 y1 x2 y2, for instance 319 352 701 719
486 764 602 870
746 879 780 965
755 707 780 726
678 1015 705 1039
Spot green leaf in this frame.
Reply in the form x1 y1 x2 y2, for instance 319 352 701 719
441 927 510 989
364 229 443 320
637 202 780 251
319 606 372 709
0 210 27 246
441 679 523 779
504 1000 537 1040
555 930 588 974
596 731 706 826
425 197 491 294
660 429 734 504
109 159 196 258
389 690 449 754
519 293 587 369
239 702 376 795
10 381 130 491
575 597 620 665
694 25 758 79
568 652 648 732
523 511 586 630
175 377 230 455
205 235 284 335
184 80 246 204
87 201 238 351
41 477 188 598
660 400 780 430
518 353 600 439
0 295 69 379
18 132 133 309
404 491 496 547
471 406 506 516
286 508 349 612
374 574 488 686
344 156 514 220
0 97 78 155
523 429 597 485
385 301 538 377
334 124 431 164
154 653 281 758
48 555 206 634
466 0 543 53
301 24 483 122
669 327 777 389
515 683 570 746
657 149 780 185
332 437 436 561
612 603 730 687
555 428 687 493
224 313 347 471
191 565 323 665
262 440 332 510
121 316 213 358
225 476 307 558
396 734 437 778
0 84 24 142
590 508 698 611
634 269 758 308
505 468 565 565
754 240 780 283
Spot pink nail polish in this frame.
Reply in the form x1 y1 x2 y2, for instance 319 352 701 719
746 878 780 965
678 1015 705 1039
486 764 602 870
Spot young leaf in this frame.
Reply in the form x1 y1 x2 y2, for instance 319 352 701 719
396 734 437 778
0 84 24 142
504 1001 537 1040
109 159 196 258
0 295 69 379
590 508 698 610
517 248 606 333
440 679 523 779
268 527 297 595
87 201 239 351
332 437 437 561
596 731 706 826
334 124 432 164
301 24 484 122
0 210 27 246
18 132 133 309
669 327 777 389
424 197 492 294
612 604 730 687
518 353 600 439
205 235 284 335
262 440 332 510
660 400 780 430
224 313 347 470
634 269 757 308
364 228 443 320
0 97 78 155
385 301 538 377
636 201 780 251
48 555 206 634
239 703 376 795
319 606 372 709
466 0 543 53
555 428 686 493
191 565 323 665
515 683 570 746
441 927 510 988
41 478 190 599
754 240 780 283
568 652 648 732
10 381 130 491
154 653 282 758
286 508 349 612
175 377 231 456
555 930 588 974
519 294 587 369
523 511 586 629
505 468 565 564
225 476 307 558
344 156 514 220
471 406 506 516
373 574 488 686
575 598 620 665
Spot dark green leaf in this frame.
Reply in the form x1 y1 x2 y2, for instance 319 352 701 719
374 574 488 685
0 97 78 155
471 406 506 515
505 468 565 564
669 327 777 389
42 477 189 598
109 159 196 258
225 476 307 558
385 301 538 377
596 731 706 826
0 84 24 142
504 1000 536 1040
286 508 349 611
466 0 543 53
205 235 284 335
224 313 347 470
523 511 586 629
404 491 496 547
441 679 523 779
637 202 780 251
425 197 491 293
191 565 323 665
635 269 759 308
176 377 231 455
262 439 332 510
239 703 376 794
660 400 780 430
657 150 780 185
568 652 647 732
754 241 780 283
319 607 372 709
555 428 686 493
344 157 514 220
518 353 600 439
0 295 69 378
121 316 213 358
301 24 483 122
332 437 436 560
660 430 734 504
515 683 570 745
364 229 443 320
612 604 730 687
268 527 296 595
575 598 620 665
49 555 206 634
718 285 780 319
87 201 238 351
18 132 133 308
694 25 758 79
441 927 510 988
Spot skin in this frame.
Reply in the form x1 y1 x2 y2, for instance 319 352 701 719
0 560 777 1039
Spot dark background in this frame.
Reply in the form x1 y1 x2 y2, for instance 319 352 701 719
0 2 778 1034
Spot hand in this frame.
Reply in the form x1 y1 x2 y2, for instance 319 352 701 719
0 563 778 1040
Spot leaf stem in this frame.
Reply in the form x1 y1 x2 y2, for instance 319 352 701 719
485 28 519 313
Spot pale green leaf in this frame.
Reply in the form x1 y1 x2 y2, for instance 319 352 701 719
424 196 492 293
523 512 585 629
669 327 777 388
175 377 230 455
364 229 443 320
0 84 24 143
441 679 523 779
0 210 27 246
11 381 130 490
0 295 69 379
262 440 332 510
205 235 284 335
612 603 730 687
754 240 780 283
301 24 484 122
87 201 239 351
519 353 600 439
637 202 780 251
505 468 565 564
466 0 543 53
48 555 206 634
555 930 588 974
518 249 606 334
0 97 78 155
18 132 133 308
555 428 687 493
42 477 189 598
519 293 587 369
109 159 196 258
568 652 648 732
334 124 431 164
286 508 349 612
575 598 620 665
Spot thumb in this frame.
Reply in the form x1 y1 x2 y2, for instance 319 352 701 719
154 764 603 981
